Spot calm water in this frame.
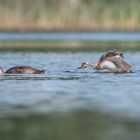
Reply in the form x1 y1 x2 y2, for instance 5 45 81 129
1 32 140 41
0 52 140 140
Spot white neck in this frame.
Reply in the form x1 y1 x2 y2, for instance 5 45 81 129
86 62 96 69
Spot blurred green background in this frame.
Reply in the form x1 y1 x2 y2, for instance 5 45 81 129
0 0 140 31
0 0 139 51
1 111 140 140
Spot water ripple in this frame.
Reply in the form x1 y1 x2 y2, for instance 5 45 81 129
0 52 139 119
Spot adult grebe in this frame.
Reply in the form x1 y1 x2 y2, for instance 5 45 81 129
78 50 131 73
0 66 45 74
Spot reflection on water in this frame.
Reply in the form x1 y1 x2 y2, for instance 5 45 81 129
1 111 140 140
0 52 140 140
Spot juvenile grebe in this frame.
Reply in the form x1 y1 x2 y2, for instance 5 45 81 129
78 50 131 73
0 66 45 74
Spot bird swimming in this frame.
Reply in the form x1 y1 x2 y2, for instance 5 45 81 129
78 50 132 73
0 66 45 74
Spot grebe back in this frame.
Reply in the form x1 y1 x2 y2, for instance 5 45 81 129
5 66 45 74
0 66 45 74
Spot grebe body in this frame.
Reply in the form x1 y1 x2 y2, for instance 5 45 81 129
0 66 45 74
96 57 131 73
78 50 132 73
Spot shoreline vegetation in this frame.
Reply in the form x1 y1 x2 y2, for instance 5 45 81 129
0 0 140 31
0 0 140 51
0 41 140 51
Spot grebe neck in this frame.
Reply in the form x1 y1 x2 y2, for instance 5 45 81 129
86 61 96 68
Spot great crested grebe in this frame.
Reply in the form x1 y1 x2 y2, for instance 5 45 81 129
0 66 45 74
78 50 132 73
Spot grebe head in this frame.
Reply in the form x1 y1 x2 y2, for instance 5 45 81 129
78 61 95 69
78 62 88 69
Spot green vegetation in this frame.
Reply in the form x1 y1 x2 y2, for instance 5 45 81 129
0 0 140 31
0 111 139 140
0 40 140 52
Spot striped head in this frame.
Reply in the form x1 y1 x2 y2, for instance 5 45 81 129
78 62 89 69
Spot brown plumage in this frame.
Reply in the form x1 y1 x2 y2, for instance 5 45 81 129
98 56 131 73
99 50 124 62
78 50 132 73
5 66 45 74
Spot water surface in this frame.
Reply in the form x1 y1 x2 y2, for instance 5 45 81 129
1 32 140 41
0 52 140 140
